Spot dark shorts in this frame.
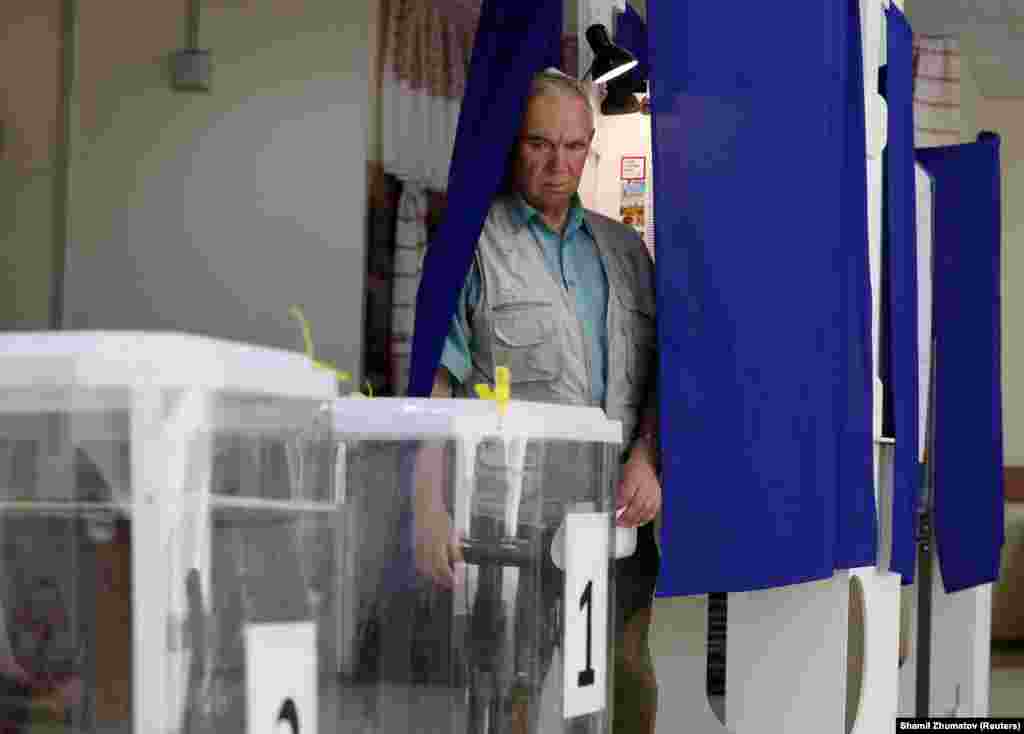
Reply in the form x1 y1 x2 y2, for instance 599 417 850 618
615 522 660 619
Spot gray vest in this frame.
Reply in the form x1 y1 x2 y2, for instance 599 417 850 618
455 196 656 452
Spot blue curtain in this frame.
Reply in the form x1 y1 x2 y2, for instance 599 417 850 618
406 0 563 398
880 6 921 584
833 0 878 574
650 0 876 595
916 133 1005 593
614 3 648 90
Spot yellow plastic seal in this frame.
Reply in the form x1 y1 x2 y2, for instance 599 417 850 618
288 304 353 384
475 365 511 416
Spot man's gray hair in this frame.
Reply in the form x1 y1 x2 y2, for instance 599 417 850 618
527 68 595 128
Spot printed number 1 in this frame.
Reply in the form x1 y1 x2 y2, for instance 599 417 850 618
578 580 595 687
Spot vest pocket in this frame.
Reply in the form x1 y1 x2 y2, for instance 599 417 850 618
618 298 657 397
490 306 562 383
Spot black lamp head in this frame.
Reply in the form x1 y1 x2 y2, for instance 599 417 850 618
585 24 638 85
601 82 642 116
601 66 647 116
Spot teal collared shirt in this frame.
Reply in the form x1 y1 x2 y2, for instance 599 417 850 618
441 193 610 406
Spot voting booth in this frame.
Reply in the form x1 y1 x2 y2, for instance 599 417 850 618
0 332 339 734
644 2 911 731
331 397 624 734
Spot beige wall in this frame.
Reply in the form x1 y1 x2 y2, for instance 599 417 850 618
955 35 1023 465
0 1 63 329
958 35 983 143
975 97 1024 464
3 1 372 371
27 0 371 372
368 0 383 164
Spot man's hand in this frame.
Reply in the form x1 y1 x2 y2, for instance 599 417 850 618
616 438 661 528
413 442 464 589
414 502 463 590
412 367 465 588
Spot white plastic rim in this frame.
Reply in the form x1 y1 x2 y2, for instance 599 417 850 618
0 331 337 400
331 397 622 445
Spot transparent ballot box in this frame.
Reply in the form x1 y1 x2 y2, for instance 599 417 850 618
0 332 338 734
331 398 623 734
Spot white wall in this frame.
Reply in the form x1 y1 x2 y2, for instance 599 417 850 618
590 113 651 215
57 0 369 376
581 110 653 253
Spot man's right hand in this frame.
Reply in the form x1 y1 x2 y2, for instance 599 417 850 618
412 368 464 588
414 502 463 589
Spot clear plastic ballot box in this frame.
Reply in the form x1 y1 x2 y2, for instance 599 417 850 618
0 332 339 734
0 332 624 734
331 397 623 734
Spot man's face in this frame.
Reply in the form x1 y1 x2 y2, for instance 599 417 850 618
512 92 594 213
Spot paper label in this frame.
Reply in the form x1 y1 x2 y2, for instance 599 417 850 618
245 622 318 734
620 156 646 181
562 512 610 719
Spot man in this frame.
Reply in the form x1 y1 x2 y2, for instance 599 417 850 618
415 68 660 734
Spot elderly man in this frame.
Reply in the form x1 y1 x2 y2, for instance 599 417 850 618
415 69 660 734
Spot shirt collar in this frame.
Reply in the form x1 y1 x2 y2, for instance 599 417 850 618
511 193 591 240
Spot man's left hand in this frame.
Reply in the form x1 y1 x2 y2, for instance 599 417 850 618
616 445 661 528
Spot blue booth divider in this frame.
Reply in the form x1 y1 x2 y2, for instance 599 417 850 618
649 0 876 595
917 133 1005 593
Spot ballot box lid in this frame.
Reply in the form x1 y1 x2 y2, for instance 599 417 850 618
331 397 622 445
0 331 336 400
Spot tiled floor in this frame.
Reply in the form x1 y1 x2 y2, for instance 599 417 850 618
695 646 1024 726
991 666 1024 717
990 644 1024 717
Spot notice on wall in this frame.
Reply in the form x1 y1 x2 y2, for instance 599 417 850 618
620 156 646 181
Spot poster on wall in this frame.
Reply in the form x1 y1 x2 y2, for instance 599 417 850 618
620 156 647 242
620 180 646 241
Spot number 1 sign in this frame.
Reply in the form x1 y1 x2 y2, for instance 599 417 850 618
562 512 611 719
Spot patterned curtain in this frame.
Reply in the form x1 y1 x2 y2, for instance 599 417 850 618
389 187 430 395
379 0 480 191
363 167 402 396
376 0 476 393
